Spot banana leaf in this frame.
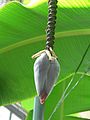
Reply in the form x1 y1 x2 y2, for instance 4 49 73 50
0 0 90 119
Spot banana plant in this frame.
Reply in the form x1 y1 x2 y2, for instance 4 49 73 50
0 0 90 120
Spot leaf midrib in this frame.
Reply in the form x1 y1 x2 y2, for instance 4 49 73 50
0 28 90 54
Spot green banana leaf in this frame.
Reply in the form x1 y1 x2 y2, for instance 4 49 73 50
0 0 90 119
45 75 90 120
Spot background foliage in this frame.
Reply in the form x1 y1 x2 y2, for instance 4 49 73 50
0 0 90 119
